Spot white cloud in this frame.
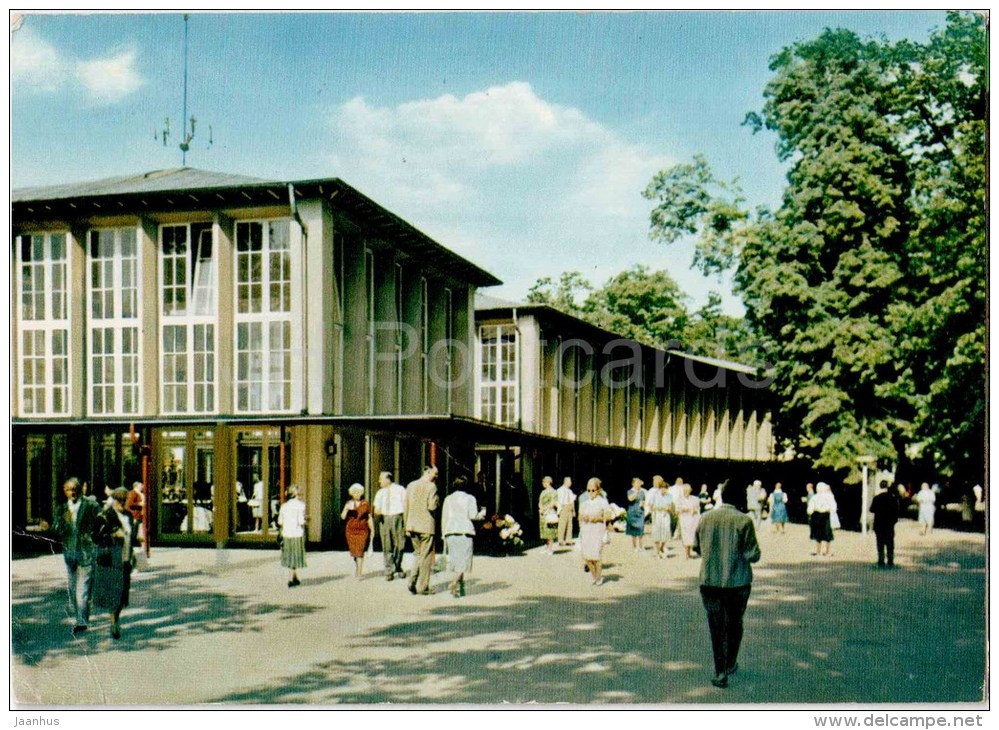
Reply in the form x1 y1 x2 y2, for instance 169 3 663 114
10 25 144 104
327 82 671 216
76 49 145 104
10 26 70 92
322 82 742 314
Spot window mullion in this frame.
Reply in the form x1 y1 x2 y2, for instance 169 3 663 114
261 227 270 411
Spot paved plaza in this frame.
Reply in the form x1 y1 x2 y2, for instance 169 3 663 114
11 520 986 706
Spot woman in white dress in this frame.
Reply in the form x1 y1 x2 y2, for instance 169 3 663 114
914 482 936 535
578 478 612 585
647 476 673 559
677 483 701 558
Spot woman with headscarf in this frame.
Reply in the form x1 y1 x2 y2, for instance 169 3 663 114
807 482 837 556
342 483 373 578
278 484 307 587
442 476 482 597
93 487 135 640
578 478 612 585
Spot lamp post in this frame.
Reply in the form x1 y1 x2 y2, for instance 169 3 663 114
857 455 876 535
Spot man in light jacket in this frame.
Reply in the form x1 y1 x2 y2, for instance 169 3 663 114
555 477 576 546
404 465 439 595
693 486 761 688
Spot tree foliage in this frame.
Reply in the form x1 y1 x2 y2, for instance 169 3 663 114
526 265 753 361
644 12 986 481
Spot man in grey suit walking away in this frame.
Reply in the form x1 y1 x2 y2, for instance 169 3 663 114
693 486 761 688
404 465 439 595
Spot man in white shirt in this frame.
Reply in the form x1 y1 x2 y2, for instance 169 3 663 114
556 477 576 546
373 471 407 581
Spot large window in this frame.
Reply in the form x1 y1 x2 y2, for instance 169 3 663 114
479 324 518 426
160 223 216 413
17 233 70 415
92 431 142 497
234 220 295 413
88 228 140 415
21 434 68 527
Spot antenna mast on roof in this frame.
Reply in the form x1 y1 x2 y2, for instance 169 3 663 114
156 13 213 165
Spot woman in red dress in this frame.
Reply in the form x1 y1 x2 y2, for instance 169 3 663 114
341 483 373 578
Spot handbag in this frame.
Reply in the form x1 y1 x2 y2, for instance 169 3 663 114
544 509 559 526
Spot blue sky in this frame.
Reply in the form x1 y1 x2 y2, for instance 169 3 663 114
10 11 949 314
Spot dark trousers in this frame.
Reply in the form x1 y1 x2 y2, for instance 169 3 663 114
700 584 752 675
380 514 405 574
875 526 895 565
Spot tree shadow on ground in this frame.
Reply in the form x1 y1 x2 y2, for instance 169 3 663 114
11 563 327 666
209 540 985 705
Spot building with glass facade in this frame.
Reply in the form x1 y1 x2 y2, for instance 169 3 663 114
11 168 499 548
12 168 777 549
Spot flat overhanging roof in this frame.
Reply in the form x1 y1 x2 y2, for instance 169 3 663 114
13 168 502 288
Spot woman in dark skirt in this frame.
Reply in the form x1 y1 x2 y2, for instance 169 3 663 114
94 487 135 639
806 482 837 556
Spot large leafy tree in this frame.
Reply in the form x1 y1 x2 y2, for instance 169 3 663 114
525 271 593 320
643 12 985 482
527 265 752 360
889 13 987 483
583 265 690 348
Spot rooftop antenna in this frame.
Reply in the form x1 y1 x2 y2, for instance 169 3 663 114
157 13 212 165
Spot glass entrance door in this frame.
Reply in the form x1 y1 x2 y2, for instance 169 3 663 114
233 428 289 538
158 429 215 537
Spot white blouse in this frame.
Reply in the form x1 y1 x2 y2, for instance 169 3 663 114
442 491 479 536
579 495 610 523
278 498 307 538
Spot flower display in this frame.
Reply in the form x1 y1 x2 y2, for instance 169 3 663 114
479 513 525 554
